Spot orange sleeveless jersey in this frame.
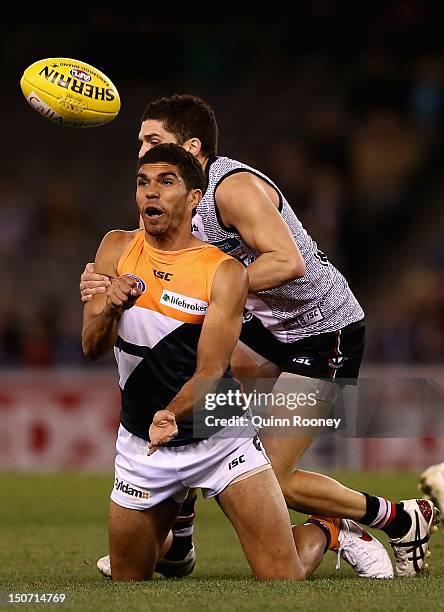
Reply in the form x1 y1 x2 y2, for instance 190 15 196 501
114 230 238 444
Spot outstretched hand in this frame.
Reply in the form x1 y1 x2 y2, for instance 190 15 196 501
148 410 178 455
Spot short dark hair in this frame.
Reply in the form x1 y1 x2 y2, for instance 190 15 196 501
142 95 218 157
137 143 207 193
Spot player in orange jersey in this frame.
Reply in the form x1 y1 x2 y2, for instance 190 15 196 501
83 143 311 581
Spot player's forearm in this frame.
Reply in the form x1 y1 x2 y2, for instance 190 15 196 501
247 252 305 292
82 309 121 360
166 366 226 421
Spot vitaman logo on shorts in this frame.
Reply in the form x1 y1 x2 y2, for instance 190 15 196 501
160 290 208 315
114 477 149 500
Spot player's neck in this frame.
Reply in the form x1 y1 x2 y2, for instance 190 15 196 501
198 153 209 171
144 227 200 252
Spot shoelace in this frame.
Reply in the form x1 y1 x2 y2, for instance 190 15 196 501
335 537 376 573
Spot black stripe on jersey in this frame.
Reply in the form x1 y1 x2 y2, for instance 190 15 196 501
212 167 284 233
116 336 144 357
117 322 202 443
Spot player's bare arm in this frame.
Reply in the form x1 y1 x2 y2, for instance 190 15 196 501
82 230 142 360
148 258 248 452
215 172 306 292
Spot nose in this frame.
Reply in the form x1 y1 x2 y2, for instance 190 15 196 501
146 187 159 199
138 142 150 158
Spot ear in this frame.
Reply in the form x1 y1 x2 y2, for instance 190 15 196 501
183 138 202 157
188 188 202 212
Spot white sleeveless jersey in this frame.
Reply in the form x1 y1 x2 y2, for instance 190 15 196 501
192 156 364 342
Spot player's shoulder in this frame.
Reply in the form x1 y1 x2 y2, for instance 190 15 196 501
215 255 247 280
96 229 142 272
210 257 247 301
100 228 141 248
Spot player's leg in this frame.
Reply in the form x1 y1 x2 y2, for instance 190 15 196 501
261 373 438 576
109 497 180 581
156 489 197 577
217 467 305 580
260 372 367 516
230 341 281 393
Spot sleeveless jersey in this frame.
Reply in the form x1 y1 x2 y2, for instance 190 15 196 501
192 156 364 342
114 230 242 445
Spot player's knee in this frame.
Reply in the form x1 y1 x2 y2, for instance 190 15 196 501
275 469 303 507
254 561 305 581
111 557 155 582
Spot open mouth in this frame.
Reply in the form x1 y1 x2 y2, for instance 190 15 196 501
144 206 165 218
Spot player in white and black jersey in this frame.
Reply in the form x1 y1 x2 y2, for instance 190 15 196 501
81 95 438 578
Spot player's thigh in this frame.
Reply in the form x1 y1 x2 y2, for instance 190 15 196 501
231 342 280 393
109 497 180 581
260 373 342 477
217 468 302 579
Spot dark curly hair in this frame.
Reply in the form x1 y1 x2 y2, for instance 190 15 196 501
137 143 207 193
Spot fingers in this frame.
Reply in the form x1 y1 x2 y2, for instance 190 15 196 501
147 443 158 456
80 261 111 304
147 431 177 456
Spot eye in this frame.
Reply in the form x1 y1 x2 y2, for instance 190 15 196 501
137 178 147 186
161 178 173 185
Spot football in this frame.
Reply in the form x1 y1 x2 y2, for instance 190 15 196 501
20 57 120 127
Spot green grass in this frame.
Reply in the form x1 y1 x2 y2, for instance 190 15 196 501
1 471 443 611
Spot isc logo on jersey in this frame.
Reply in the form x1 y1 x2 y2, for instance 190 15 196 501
160 290 208 314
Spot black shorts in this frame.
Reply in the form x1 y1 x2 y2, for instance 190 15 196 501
239 315 365 382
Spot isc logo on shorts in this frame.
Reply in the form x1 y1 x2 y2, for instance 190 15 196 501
228 454 246 470
114 477 149 499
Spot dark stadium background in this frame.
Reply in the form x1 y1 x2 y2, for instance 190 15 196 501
1 4 443 471
2 7 444 611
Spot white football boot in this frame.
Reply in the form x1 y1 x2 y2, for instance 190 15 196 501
418 463 444 521
96 555 111 578
334 519 393 578
96 546 196 579
389 499 440 576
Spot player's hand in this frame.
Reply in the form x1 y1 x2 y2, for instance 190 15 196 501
105 275 143 314
80 262 111 302
148 410 178 455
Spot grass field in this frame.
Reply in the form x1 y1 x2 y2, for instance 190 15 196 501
1 471 443 611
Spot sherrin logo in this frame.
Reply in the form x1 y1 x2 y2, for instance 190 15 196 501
38 65 116 101
160 289 208 314
70 68 92 82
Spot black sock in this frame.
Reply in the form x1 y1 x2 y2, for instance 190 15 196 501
359 492 380 525
359 492 412 539
164 493 197 561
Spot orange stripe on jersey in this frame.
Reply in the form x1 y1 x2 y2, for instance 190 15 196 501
116 230 233 324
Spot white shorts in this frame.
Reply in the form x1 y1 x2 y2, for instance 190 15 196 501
111 425 271 511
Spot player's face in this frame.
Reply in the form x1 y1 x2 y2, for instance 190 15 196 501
136 162 196 236
138 120 179 158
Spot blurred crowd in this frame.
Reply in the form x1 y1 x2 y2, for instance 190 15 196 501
1 2 443 367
